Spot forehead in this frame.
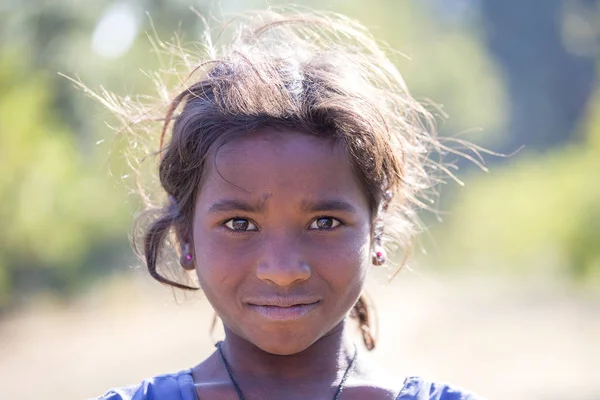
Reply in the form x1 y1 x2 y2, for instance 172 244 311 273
196 127 369 210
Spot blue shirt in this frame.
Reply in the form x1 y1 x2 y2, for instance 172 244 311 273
92 369 482 399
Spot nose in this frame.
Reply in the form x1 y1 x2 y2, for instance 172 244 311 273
255 233 311 287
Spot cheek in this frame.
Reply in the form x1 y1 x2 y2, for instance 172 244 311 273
307 230 371 284
192 230 256 287
192 224 229 290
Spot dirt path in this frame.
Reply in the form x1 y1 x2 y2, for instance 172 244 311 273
0 270 599 400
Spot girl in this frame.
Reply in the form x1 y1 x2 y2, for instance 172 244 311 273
91 8 483 400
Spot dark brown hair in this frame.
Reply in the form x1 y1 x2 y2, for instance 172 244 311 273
79 9 475 350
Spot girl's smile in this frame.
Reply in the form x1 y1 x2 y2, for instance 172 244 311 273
190 127 373 355
245 300 321 321
244 290 323 322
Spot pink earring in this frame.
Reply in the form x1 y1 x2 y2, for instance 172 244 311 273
180 251 195 270
372 249 386 266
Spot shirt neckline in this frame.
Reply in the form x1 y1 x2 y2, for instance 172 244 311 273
178 368 421 400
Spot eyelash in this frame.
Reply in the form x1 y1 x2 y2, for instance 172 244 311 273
309 216 342 230
221 216 343 232
223 217 258 233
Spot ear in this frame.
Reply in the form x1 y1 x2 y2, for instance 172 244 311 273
179 244 196 271
176 225 195 271
371 240 387 266
170 195 195 271
174 219 192 246
371 215 386 266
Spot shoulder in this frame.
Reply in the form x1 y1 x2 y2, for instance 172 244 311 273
90 369 197 400
397 377 485 400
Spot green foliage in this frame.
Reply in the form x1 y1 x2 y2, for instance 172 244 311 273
429 85 600 281
0 51 130 308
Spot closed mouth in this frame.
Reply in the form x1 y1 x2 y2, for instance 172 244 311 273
248 300 320 307
244 298 321 321
244 296 321 308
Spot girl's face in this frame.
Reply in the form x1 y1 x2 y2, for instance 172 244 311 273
191 128 372 355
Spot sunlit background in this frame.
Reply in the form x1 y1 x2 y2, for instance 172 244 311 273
1 1 599 399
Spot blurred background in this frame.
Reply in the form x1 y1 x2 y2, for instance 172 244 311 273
0 0 599 399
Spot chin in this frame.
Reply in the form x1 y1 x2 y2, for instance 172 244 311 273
247 327 319 355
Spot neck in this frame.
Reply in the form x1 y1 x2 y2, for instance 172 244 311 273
218 319 357 384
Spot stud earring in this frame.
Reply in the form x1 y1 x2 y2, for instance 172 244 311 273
372 249 386 266
179 247 195 270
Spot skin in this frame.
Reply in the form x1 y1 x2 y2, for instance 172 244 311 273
185 128 398 399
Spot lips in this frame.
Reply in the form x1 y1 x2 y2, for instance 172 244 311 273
244 296 321 321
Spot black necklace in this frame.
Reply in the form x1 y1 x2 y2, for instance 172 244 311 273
215 341 358 400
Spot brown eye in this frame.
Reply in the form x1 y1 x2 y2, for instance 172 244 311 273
224 218 257 231
309 217 341 230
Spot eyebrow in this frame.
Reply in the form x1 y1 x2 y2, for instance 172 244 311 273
300 199 357 214
207 199 267 214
